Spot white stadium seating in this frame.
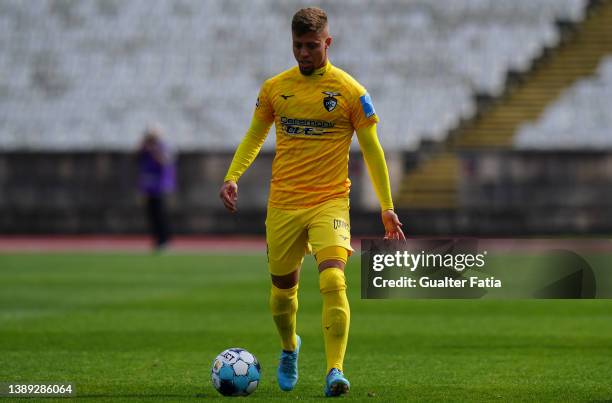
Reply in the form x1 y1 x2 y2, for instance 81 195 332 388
0 0 587 151
515 57 612 149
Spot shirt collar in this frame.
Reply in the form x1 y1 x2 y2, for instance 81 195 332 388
300 60 332 78
313 60 331 76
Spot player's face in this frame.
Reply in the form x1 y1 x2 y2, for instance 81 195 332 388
292 28 332 75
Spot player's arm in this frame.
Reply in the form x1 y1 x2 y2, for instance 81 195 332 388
220 116 272 212
356 123 405 240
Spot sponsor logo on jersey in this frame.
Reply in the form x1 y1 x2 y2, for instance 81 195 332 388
280 94 294 100
322 91 341 112
360 93 376 118
280 116 334 136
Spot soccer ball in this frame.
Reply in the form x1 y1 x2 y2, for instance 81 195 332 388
211 348 261 396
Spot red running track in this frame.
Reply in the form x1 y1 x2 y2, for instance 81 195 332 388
0 235 268 253
0 236 610 253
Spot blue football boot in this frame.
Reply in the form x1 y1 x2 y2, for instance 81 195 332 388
277 335 301 391
324 368 350 397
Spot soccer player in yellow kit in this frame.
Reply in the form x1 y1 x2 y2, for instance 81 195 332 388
219 7 405 397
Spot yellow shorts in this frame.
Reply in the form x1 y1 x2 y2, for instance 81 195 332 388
265 198 354 276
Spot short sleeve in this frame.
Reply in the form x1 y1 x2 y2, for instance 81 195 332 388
350 88 379 131
253 81 274 124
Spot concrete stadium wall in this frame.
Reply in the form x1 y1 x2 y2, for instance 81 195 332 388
2 151 611 235
0 152 378 234
455 151 612 234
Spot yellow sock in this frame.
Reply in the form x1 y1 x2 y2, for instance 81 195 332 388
319 268 350 373
269 284 298 351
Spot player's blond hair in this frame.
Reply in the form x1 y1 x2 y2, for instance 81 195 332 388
291 7 328 36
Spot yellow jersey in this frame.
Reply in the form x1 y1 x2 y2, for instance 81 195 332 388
254 61 379 209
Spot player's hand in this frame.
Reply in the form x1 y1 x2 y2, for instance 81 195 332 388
382 209 405 241
219 180 238 213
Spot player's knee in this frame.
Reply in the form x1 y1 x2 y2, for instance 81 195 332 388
318 259 345 273
269 283 298 314
319 266 346 294
316 246 348 271
271 268 300 289
324 306 349 337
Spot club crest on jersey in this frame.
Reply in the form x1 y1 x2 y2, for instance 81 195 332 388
322 91 341 112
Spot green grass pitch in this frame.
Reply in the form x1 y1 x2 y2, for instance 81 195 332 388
1 253 611 402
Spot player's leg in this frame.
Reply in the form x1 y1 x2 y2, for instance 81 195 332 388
270 269 300 352
308 198 353 396
318 252 350 374
270 269 302 391
266 206 308 391
317 250 351 397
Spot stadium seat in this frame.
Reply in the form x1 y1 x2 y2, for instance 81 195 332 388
515 57 612 149
0 0 587 151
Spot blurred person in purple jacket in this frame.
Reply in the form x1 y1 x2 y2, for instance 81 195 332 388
138 126 176 251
